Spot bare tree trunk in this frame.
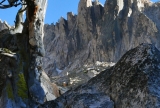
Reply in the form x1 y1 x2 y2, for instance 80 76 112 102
26 0 48 107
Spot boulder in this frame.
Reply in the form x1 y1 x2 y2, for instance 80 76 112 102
40 44 160 108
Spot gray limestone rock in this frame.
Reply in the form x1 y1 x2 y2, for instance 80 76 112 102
40 43 160 108
0 20 7 30
29 82 45 104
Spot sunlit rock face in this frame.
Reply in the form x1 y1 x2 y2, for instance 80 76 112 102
0 20 7 30
43 0 104 76
40 43 160 108
43 0 160 77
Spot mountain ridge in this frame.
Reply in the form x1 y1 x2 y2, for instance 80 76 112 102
43 0 159 77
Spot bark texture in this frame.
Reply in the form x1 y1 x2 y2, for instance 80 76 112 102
26 0 48 106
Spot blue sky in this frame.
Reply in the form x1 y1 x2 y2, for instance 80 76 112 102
0 0 158 25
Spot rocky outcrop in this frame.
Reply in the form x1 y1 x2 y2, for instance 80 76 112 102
0 20 7 30
40 43 160 108
0 30 60 107
43 0 160 77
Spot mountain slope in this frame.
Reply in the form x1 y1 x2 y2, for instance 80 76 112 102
41 43 160 108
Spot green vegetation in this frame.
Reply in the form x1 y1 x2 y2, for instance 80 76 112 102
6 82 14 100
3 48 12 53
17 73 28 99
0 48 13 54
15 38 28 99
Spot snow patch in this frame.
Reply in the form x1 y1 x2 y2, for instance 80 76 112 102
95 61 115 67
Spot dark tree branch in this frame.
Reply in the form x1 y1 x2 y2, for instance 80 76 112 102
0 2 21 9
0 0 5 5
0 0 25 9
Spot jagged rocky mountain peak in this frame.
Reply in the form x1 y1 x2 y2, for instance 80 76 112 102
67 12 75 21
0 20 7 30
43 0 159 75
78 0 92 8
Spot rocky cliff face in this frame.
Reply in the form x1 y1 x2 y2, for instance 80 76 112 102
41 43 160 108
43 0 160 77
0 20 7 30
0 21 60 107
